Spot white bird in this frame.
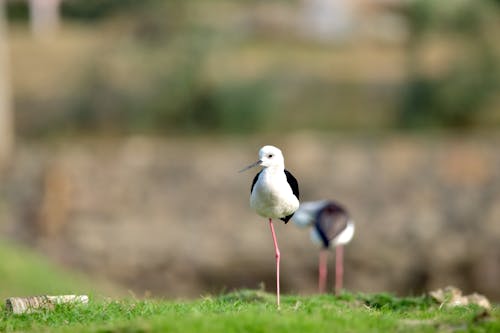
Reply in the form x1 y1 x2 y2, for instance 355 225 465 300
292 200 354 294
240 145 300 307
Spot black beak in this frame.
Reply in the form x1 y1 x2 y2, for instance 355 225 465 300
239 160 262 173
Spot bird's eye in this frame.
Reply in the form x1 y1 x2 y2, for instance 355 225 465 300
268 154 273 158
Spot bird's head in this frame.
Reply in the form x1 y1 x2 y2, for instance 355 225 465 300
258 145 284 168
239 145 285 172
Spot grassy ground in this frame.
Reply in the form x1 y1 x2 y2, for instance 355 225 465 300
0 241 498 332
0 290 498 333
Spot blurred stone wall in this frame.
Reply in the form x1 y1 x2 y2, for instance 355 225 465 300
3 134 500 300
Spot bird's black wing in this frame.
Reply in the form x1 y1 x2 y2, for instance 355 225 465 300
284 170 299 200
315 202 349 247
280 214 294 223
250 170 262 194
280 170 300 223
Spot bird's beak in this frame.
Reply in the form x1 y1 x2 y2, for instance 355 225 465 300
239 160 262 173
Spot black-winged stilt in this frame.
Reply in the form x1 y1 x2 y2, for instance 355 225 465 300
240 145 300 307
292 200 354 294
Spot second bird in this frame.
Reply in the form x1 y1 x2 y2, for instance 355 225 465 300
292 200 355 294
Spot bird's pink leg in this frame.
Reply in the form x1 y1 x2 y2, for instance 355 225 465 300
335 245 344 295
318 249 328 293
269 218 280 308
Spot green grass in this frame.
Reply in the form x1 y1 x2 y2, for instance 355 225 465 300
0 290 498 333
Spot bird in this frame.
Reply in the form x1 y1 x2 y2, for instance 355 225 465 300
292 200 354 294
240 145 300 307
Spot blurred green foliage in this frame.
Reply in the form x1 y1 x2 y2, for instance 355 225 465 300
7 0 500 136
64 27 274 135
7 0 153 22
401 0 499 129
61 0 153 21
70 54 273 135
6 1 29 21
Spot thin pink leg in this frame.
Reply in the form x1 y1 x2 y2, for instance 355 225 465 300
269 218 280 308
318 249 328 293
335 245 344 295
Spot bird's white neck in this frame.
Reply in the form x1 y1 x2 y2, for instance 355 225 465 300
262 165 285 174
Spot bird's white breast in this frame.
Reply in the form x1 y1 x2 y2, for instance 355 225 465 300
250 169 299 219
332 221 355 246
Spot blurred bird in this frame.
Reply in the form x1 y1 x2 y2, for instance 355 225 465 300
292 200 354 294
240 145 300 308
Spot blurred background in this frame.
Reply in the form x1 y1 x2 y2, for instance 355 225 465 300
0 0 499 300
